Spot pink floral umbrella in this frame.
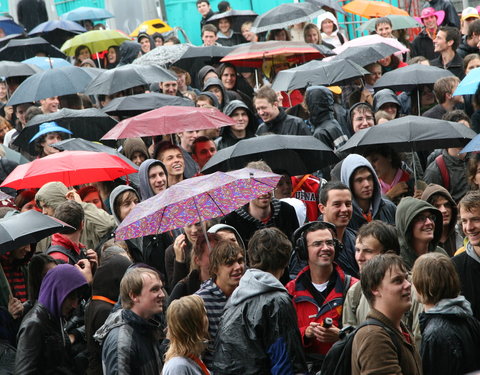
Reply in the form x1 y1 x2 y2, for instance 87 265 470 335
115 168 280 240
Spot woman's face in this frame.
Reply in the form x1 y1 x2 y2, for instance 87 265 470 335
466 58 480 74
221 67 236 90
322 19 334 35
420 85 435 106
305 28 319 44
366 153 393 179
78 47 90 61
474 161 480 187
219 18 231 34
274 29 288 41
378 55 392 67
107 47 117 63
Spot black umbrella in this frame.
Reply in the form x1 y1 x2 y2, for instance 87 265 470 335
332 43 400 67
173 44 236 72
306 0 346 14
201 135 338 176
28 20 86 48
84 64 177 95
251 3 325 33
0 34 25 48
7 66 96 106
206 10 258 33
0 37 66 61
13 108 118 155
102 92 194 117
272 58 368 91
0 61 41 78
0 210 73 254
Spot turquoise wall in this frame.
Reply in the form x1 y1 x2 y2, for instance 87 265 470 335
54 0 105 16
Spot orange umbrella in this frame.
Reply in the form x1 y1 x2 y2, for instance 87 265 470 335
343 0 409 18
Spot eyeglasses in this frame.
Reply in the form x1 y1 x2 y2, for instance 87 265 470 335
353 116 374 123
307 240 335 248
414 214 437 223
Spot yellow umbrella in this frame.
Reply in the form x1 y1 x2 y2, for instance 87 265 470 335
129 19 172 38
343 0 409 18
61 29 130 56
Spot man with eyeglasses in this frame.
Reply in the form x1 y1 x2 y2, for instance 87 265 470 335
286 221 358 371
395 196 447 270
348 102 375 136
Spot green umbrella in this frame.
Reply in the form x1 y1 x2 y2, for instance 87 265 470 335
358 15 422 32
61 29 130 56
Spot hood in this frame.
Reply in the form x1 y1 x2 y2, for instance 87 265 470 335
38 263 88 319
426 295 473 316
222 99 256 139
118 41 141 66
35 181 68 210
229 268 286 306
122 138 149 162
207 223 245 249
340 154 383 216
203 77 230 108
138 159 168 201
305 86 335 125
199 91 220 109
317 11 339 32
421 183 457 237
109 185 140 225
197 65 217 87
373 89 401 113
395 197 443 265
91 254 132 301
347 102 373 136
137 32 155 54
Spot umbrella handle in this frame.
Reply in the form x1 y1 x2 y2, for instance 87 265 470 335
0 264 13 298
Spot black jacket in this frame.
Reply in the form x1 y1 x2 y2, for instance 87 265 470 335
457 35 479 58
430 53 465 79
256 107 311 136
17 0 48 32
411 30 439 60
452 248 480 321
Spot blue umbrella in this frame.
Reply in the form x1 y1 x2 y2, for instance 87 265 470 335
453 67 480 96
0 16 25 35
22 56 72 70
60 7 114 22
460 133 480 154
28 20 86 35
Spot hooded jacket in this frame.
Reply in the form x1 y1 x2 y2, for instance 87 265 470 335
373 89 401 114
217 100 257 150
306 86 348 150
118 41 141 66
256 107 311 136
419 296 480 375
317 12 346 48
203 77 230 110
199 91 220 108
340 154 397 231
207 223 245 249
35 182 115 250
137 32 155 54
457 35 479 58
346 102 374 137
421 183 463 256
212 268 307 374
395 196 447 270
138 159 168 201
197 65 217 88
122 138 149 164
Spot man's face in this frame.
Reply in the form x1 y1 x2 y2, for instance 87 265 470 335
192 140 216 168
208 86 223 104
319 189 353 229
118 193 139 221
373 265 411 313
202 31 218 46
132 273 165 318
38 201 55 216
355 235 383 272
61 290 81 318
411 210 436 243
215 252 245 291
197 1 211 16
148 165 167 195
255 98 279 123
375 22 392 38
434 30 452 53
196 99 212 108
41 97 59 113
251 191 272 209
161 81 178 96
352 108 374 133
460 205 480 247
218 18 231 34
131 151 146 166
274 175 292 199
352 167 374 201
306 229 335 269
161 148 184 177
431 196 453 227
423 15 438 29
41 132 62 156
12 244 30 260
380 103 397 117
83 191 102 209
221 67 236 90
139 37 151 53
231 108 249 131
364 65 382 86
178 130 199 151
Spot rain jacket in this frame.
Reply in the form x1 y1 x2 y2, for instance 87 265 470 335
317 12 346 48
256 107 311 136
430 53 465 79
340 154 397 231
137 32 155 54
212 268 307 375
197 65 217 88
373 89 401 115
118 41 141 66
422 0 460 28
411 29 438 60
396 196 447 270
305 86 348 150
15 264 88 374
35 182 116 251
199 91 220 108
419 296 480 375
286 265 357 356
421 184 463 256
95 308 164 375
203 77 230 110
85 254 132 375
122 138 149 164
217 100 257 150
457 35 479 58
138 159 168 201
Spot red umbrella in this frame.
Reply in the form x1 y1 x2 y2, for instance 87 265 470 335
101 105 236 140
1 151 138 189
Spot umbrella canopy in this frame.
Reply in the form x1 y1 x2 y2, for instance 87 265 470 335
272 59 368 91
337 116 477 154
102 106 236 140
358 15 422 32
60 7 114 22
61 30 130 56
84 64 177 95
460 133 480 154
0 16 25 35
13 108 118 155
343 0 409 18
453 67 480 96
333 34 409 55
28 19 86 48
0 61 41 78
329 43 400 67
0 37 66 61
374 63 454 91
0 34 24 48
220 41 332 68
1 151 138 190
202 135 339 176
0 210 73 254
129 19 173 37
1 145 30 164
251 2 325 33
206 10 258 32
306 0 346 14
7 66 96 106
133 44 190 67
172 44 236 72
22 56 72 70
115 167 281 240
102 92 194 117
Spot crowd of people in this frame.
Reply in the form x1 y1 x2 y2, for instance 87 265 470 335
2 0 480 374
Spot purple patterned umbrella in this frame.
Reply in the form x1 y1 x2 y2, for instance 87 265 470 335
115 168 281 240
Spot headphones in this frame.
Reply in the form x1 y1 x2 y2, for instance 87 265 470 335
292 221 338 261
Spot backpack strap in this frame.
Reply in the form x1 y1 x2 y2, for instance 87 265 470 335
358 318 403 358
435 154 450 191
47 245 86 265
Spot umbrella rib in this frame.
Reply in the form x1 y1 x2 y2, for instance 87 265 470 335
156 207 166 234
205 191 227 216
192 195 204 223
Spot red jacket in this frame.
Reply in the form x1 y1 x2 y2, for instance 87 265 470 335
286 264 358 355
291 174 322 222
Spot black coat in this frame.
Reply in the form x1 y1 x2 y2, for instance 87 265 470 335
452 250 480 321
430 53 465 80
256 108 311 136
411 30 439 60
17 0 48 32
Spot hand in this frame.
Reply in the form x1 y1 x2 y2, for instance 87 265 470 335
75 259 93 284
306 321 340 343
413 188 424 199
4 105 13 120
8 296 23 319
85 249 98 273
360 89 373 106
386 182 409 200
173 234 187 263
65 190 82 203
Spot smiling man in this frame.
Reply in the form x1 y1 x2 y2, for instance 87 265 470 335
430 26 464 79
191 135 217 169
155 143 185 186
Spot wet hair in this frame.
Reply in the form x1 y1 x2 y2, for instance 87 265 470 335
439 26 461 50
54 200 84 234
120 267 161 309
153 141 183 162
357 221 400 255
303 23 321 44
433 76 460 104
459 190 480 212
191 135 214 155
407 56 429 65
248 227 292 271
14 189 37 210
254 85 278 105
209 240 244 277
375 17 392 29
28 254 57 301
191 233 219 272
362 145 403 169
319 181 350 205
442 109 471 126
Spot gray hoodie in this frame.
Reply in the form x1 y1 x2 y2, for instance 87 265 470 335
138 159 168 201
373 89 401 114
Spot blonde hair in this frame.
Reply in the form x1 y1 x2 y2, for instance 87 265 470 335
120 267 160 309
165 295 208 362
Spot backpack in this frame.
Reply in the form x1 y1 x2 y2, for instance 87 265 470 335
319 318 402 375
435 154 450 191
